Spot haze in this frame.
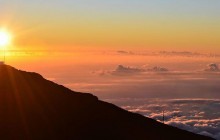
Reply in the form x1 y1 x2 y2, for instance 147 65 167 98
1 0 220 139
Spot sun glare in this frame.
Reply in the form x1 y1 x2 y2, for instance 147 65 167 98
0 29 11 47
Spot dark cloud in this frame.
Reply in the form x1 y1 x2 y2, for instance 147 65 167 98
146 66 168 72
159 51 220 58
89 63 220 100
93 63 220 77
92 65 169 76
159 51 204 57
205 63 220 72
88 63 220 99
117 51 134 55
110 65 169 76
115 50 220 58
92 65 147 76
111 65 145 75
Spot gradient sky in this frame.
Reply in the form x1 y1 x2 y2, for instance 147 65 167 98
0 0 220 52
1 2 220 138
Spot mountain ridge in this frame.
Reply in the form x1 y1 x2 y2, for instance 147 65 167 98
0 64 214 140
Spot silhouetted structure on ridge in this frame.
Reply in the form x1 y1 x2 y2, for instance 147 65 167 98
163 111 165 124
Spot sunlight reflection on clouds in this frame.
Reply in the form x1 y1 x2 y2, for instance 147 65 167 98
106 98 220 139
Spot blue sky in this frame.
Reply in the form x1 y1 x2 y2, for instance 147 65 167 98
1 0 220 18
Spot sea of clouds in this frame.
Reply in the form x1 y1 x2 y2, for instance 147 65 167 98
61 62 220 139
95 63 220 139
105 98 220 139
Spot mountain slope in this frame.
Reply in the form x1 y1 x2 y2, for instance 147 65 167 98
0 64 214 140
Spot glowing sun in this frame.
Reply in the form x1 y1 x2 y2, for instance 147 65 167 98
0 29 12 47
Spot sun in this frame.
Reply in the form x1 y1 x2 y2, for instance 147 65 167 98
0 29 12 48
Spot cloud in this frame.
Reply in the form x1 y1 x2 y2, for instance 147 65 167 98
117 50 134 55
146 66 168 72
68 63 220 139
93 63 220 77
166 119 220 139
92 65 147 76
158 51 204 57
92 70 109 76
109 98 220 140
111 65 145 75
114 50 220 58
88 67 220 102
158 51 220 58
106 65 169 76
70 62 220 139
89 63 220 99
204 63 220 72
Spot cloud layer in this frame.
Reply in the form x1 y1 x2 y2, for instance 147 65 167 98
116 50 220 58
205 63 220 72
93 65 169 76
65 63 220 139
71 63 220 100
106 98 220 140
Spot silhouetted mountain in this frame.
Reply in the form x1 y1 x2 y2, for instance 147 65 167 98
0 64 214 140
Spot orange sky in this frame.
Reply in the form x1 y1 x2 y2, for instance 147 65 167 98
0 1 219 53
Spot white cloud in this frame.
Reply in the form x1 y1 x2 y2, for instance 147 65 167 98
107 98 220 140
